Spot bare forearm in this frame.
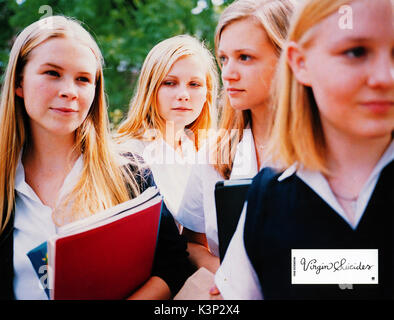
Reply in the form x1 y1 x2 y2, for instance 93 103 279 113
127 276 172 300
187 242 220 274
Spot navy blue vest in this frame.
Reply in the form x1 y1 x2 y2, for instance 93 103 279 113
244 161 393 300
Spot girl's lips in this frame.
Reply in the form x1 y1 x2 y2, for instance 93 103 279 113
226 88 245 96
172 107 192 111
361 101 393 113
50 107 78 114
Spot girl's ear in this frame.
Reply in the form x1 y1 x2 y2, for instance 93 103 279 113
287 41 311 87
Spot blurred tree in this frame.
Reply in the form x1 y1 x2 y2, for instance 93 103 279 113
0 0 15 76
0 0 234 127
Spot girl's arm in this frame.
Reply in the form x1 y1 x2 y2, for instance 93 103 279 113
127 276 171 300
182 227 220 274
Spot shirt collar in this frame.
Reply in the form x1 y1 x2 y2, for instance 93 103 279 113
231 128 258 179
15 151 84 205
276 140 394 229
143 134 196 165
15 151 40 202
278 140 394 182
367 139 394 181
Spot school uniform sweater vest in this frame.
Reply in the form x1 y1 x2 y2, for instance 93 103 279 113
244 161 393 300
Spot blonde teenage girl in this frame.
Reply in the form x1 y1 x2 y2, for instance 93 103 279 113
0 16 193 300
177 0 295 273
116 35 218 221
220 0 393 299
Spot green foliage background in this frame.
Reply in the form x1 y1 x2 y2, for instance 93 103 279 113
0 0 234 128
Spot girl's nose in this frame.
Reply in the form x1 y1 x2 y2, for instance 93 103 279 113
176 85 190 101
367 52 394 89
59 78 78 100
222 59 240 82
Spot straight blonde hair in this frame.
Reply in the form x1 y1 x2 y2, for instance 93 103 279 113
213 0 295 179
266 0 354 174
116 34 218 150
0 16 140 232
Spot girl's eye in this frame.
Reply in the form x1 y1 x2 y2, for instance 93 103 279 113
190 82 201 87
219 55 227 64
45 70 60 77
344 47 366 58
239 54 252 61
77 76 90 83
163 80 176 86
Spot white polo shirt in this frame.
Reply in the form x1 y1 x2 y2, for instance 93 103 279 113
13 154 83 300
177 129 258 256
215 140 394 299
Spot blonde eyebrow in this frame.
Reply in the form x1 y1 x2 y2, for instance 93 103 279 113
164 74 204 81
40 63 95 76
332 37 371 45
41 63 63 70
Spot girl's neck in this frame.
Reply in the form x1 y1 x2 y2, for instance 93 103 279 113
23 129 79 171
250 104 273 168
163 123 187 156
22 129 80 209
324 128 391 207
325 131 391 178
324 130 391 226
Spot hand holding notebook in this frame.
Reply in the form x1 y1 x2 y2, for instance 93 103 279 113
28 186 163 300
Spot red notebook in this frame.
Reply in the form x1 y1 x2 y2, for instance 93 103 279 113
47 187 162 300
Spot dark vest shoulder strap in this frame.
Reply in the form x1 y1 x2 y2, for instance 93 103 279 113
243 167 281 252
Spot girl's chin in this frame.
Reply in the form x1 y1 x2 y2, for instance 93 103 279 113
228 103 250 112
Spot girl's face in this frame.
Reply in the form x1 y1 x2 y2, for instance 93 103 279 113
292 0 394 141
16 37 97 139
218 17 278 112
157 55 208 132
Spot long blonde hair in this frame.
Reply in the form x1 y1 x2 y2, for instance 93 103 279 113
116 34 218 150
213 0 295 179
0 16 140 232
266 0 354 174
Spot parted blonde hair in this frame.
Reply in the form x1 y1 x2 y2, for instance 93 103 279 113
0 16 141 232
116 34 218 150
266 0 355 174
213 0 295 179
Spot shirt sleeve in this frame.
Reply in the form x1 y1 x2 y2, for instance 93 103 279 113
176 163 206 233
214 202 263 300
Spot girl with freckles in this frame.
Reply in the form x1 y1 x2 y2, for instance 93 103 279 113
220 0 394 299
0 16 193 300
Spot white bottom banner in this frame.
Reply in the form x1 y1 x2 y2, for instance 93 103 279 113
291 249 378 284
